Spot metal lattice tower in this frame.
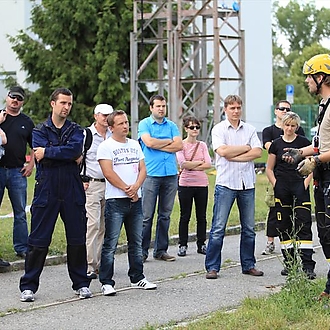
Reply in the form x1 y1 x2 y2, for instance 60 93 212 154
130 0 244 143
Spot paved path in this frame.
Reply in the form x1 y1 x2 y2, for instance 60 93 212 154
0 223 327 329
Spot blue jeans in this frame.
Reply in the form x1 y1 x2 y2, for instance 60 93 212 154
99 198 145 287
205 185 256 273
0 167 28 253
142 175 178 258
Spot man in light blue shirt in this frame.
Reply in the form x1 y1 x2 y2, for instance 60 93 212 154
138 95 183 262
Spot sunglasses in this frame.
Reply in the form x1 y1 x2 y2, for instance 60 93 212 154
276 107 290 112
187 125 200 130
8 93 24 102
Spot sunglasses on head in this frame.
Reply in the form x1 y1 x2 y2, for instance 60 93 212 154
187 125 200 130
276 107 290 112
8 93 24 102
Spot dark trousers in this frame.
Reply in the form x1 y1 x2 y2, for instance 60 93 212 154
314 167 330 293
274 179 315 271
178 186 208 248
19 167 90 293
265 207 279 237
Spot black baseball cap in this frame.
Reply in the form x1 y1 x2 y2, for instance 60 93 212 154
9 86 25 100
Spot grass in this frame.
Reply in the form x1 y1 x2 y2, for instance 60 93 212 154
167 279 330 330
142 234 330 330
0 166 270 261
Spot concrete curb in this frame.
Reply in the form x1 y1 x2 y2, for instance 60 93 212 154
0 221 266 273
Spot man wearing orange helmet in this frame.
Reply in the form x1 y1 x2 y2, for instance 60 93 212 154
282 54 330 299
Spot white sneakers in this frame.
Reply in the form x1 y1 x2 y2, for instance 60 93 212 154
20 290 35 302
21 287 92 302
101 278 157 296
131 278 157 290
75 287 93 299
101 284 116 296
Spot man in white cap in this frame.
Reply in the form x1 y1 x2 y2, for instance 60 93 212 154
82 104 113 279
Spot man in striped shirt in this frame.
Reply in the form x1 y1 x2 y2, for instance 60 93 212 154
205 95 264 279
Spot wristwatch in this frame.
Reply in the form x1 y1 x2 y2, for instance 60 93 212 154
313 155 322 166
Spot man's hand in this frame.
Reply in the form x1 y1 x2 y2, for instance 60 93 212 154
282 148 303 164
297 157 316 176
0 110 7 124
33 147 45 162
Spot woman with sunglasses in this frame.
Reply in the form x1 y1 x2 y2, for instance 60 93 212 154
176 116 212 257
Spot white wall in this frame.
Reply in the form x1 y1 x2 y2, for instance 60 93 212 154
241 0 273 131
0 0 35 105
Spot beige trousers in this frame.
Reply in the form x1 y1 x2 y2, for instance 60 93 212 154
85 181 106 273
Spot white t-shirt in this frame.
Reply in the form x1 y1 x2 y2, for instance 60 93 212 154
97 137 145 199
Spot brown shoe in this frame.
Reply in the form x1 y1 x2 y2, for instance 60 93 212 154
154 252 176 262
318 291 330 301
242 268 264 276
206 270 218 279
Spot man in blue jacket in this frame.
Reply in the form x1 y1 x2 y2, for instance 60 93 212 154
19 88 92 302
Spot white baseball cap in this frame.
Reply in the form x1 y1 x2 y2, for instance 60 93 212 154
94 104 114 115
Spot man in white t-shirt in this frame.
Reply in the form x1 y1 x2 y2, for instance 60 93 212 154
96 110 157 296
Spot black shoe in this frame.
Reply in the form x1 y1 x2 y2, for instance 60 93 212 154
177 246 187 257
304 269 316 280
87 271 97 280
281 268 288 276
197 245 207 255
0 258 10 267
16 252 27 259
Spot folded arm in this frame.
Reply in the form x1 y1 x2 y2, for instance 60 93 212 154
229 147 262 162
215 144 251 159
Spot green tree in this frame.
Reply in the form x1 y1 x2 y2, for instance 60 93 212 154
274 0 330 67
272 0 330 104
8 0 134 126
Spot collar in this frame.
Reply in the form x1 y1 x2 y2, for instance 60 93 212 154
150 115 168 124
224 118 243 130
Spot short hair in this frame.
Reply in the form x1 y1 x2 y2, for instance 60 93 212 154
107 110 126 127
50 88 73 102
149 94 166 107
224 95 242 108
313 73 330 87
182 115 200 127
275 100 291 109
282 111 300 127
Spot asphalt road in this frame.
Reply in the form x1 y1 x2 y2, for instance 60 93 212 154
0 223 327 330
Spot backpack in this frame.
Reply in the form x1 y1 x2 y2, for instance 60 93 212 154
80 127 93 182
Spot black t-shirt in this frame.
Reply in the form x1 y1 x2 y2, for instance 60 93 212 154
269 135 310 181
0 113 34 168
262 124 305 149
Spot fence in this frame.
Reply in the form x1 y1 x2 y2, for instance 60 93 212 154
271 104 319 141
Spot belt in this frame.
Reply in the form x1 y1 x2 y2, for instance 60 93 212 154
89 177 105 182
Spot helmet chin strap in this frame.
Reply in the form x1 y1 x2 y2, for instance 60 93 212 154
312 74 326 94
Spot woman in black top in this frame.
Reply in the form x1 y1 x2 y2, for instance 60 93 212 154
266 112 316 279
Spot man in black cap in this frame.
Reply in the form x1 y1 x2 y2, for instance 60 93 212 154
0 86 35 264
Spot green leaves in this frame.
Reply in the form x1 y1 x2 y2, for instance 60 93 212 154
8 0 134 126
273 0 330 104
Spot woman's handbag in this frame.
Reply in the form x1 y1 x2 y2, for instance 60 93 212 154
264 183 275 207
